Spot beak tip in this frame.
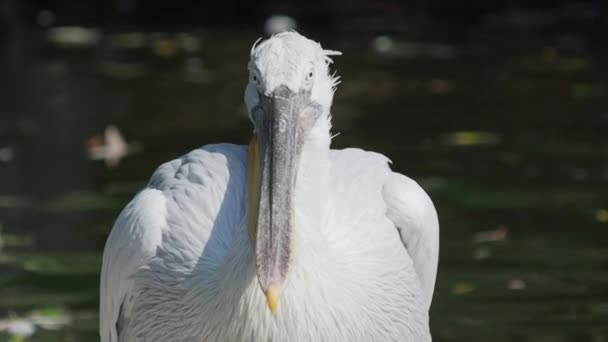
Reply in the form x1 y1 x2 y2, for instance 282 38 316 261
265 287 281 314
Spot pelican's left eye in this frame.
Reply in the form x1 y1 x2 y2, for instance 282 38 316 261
304 68 314 89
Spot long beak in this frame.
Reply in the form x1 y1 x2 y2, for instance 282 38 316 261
247 85 319 313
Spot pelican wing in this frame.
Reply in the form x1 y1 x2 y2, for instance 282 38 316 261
328 148 439 312
383 173 439 311
100 144 247 342
100 187 167 342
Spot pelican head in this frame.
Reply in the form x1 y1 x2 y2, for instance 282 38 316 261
244 32 340 313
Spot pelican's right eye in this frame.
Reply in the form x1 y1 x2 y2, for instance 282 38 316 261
251 71 262 87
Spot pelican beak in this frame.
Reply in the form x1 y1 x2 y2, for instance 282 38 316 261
247 85 321 314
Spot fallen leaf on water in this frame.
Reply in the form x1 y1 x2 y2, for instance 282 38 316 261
86 125 143 168
442 131 502 147
0 319 36 338
153 38 178 58
472 225 509 242
508 279 526 290
451 282 475 295
28 307 71 330
595 209 608 223
0 307 71 339
430 79 452 94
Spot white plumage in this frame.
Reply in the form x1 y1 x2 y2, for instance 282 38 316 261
100 32 439 342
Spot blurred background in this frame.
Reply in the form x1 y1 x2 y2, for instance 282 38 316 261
1 0 607 341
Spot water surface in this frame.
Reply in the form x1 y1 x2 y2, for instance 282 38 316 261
0 29 607 341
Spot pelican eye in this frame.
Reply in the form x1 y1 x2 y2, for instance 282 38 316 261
251 70 262 86
303 68 314 89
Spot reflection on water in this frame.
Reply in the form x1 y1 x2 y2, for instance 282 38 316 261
1 26 608 341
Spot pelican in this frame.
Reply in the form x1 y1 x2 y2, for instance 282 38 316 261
100 32 439 342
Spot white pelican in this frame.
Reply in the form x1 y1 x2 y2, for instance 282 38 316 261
100 31 439 342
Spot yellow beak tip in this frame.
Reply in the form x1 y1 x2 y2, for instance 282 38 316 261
265 287 280 314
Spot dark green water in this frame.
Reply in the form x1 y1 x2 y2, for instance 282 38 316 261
1 29 607 341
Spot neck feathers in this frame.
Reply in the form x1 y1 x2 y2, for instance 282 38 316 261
293 114 331 231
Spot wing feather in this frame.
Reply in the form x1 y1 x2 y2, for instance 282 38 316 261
383 173 439 311
100 188 167 342
99 143 247 342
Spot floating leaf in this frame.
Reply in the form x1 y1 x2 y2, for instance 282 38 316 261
28 307 72 330
472 225 509 243
0 319 36 338
442 131 501 146
508 279 526 290
595 209 608 223
451 282 475 295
